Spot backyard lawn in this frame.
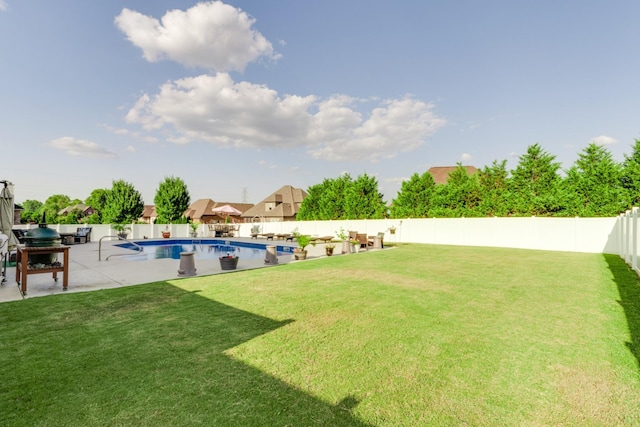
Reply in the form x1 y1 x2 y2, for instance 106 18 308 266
1 244 640 426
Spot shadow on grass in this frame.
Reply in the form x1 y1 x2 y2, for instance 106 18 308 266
0 283 371 426
604 254 640 371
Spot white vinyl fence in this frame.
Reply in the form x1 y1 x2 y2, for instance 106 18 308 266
17 215 628 257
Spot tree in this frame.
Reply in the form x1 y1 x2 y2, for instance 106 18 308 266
428 164 482 217
563 143 628 217
344 173 386 219
41 194 71 223
621 138 640 208
296 183 322 220
154 176 191 223
477 160 512 216
318 174 352 220
85 188 109 223
20 199 43 223
391 171 435 218
509 143 564 216
102 180 144 224
298 174 354 220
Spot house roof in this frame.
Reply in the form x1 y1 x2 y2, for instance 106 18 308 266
428 166 478 185
141 205 157 218
184 199 254 222
57 203 93 216
241 185 307 220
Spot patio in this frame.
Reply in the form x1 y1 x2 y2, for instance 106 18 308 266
0 238 331 302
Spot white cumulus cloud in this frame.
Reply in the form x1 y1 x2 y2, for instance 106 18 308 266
49 137 118 159
591 135 617 146
461 152 473 162
114 1 278 71
125 74 446 162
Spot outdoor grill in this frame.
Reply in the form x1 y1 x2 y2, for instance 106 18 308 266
24 214 61 265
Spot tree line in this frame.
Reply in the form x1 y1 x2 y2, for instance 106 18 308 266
19 140 640 224
20 177 192 225
298 140 640 219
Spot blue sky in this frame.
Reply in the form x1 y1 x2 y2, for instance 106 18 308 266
1 1 639 205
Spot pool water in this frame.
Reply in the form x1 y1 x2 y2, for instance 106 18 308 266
116 239 291 261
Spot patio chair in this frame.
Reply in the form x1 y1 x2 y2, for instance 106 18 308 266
74 227 92 244
250 225 261 239
356 233 368 249
368 232 384 249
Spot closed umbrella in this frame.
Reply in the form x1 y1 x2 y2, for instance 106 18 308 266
0 181 18 250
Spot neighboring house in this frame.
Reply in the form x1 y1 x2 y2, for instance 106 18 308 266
427 166 478 185
241 185 307 222
183 199 254 224
139 205 157 224
57 203 95 218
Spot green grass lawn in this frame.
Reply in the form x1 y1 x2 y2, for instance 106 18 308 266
1 244 640 426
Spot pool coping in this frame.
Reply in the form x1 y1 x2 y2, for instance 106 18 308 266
0 237 332 303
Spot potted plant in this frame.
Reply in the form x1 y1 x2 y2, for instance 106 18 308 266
112 224 130 240
219 253 239 270
162 226 171 238
189 221 199 238
325 243 335 256
293 232 312 260
336 227 350 254
350 239 360 253
388 225 397 235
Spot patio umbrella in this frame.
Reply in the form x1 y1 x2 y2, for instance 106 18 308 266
0 181 18 250
212 204 242 215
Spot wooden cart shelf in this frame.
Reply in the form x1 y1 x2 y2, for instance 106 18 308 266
15 245 69 296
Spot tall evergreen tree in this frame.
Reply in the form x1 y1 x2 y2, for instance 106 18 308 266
391 171 435 218
318 174 351 220
563 143 627 217
428 164 481 217
509 143 563 216
477 160 511 216
344 173 386 219
296 183 322 220
621 138 640 208
102 180 144 224
154 176 191 223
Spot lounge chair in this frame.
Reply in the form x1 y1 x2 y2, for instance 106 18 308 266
74 227 92 244
250 225 261 239
312 236 334 244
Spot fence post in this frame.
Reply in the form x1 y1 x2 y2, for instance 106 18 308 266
633 208 639 272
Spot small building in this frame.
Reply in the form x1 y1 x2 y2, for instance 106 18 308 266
241 185 307 222
428 166 478 185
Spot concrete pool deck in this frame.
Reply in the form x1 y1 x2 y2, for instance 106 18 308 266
0 238 335 303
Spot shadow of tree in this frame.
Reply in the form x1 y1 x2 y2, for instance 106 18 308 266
604 254 640 370
0 283 371 426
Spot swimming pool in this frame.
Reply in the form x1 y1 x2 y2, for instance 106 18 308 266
116 239 293 261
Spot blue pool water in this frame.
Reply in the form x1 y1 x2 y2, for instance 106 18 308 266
116 239 292 261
